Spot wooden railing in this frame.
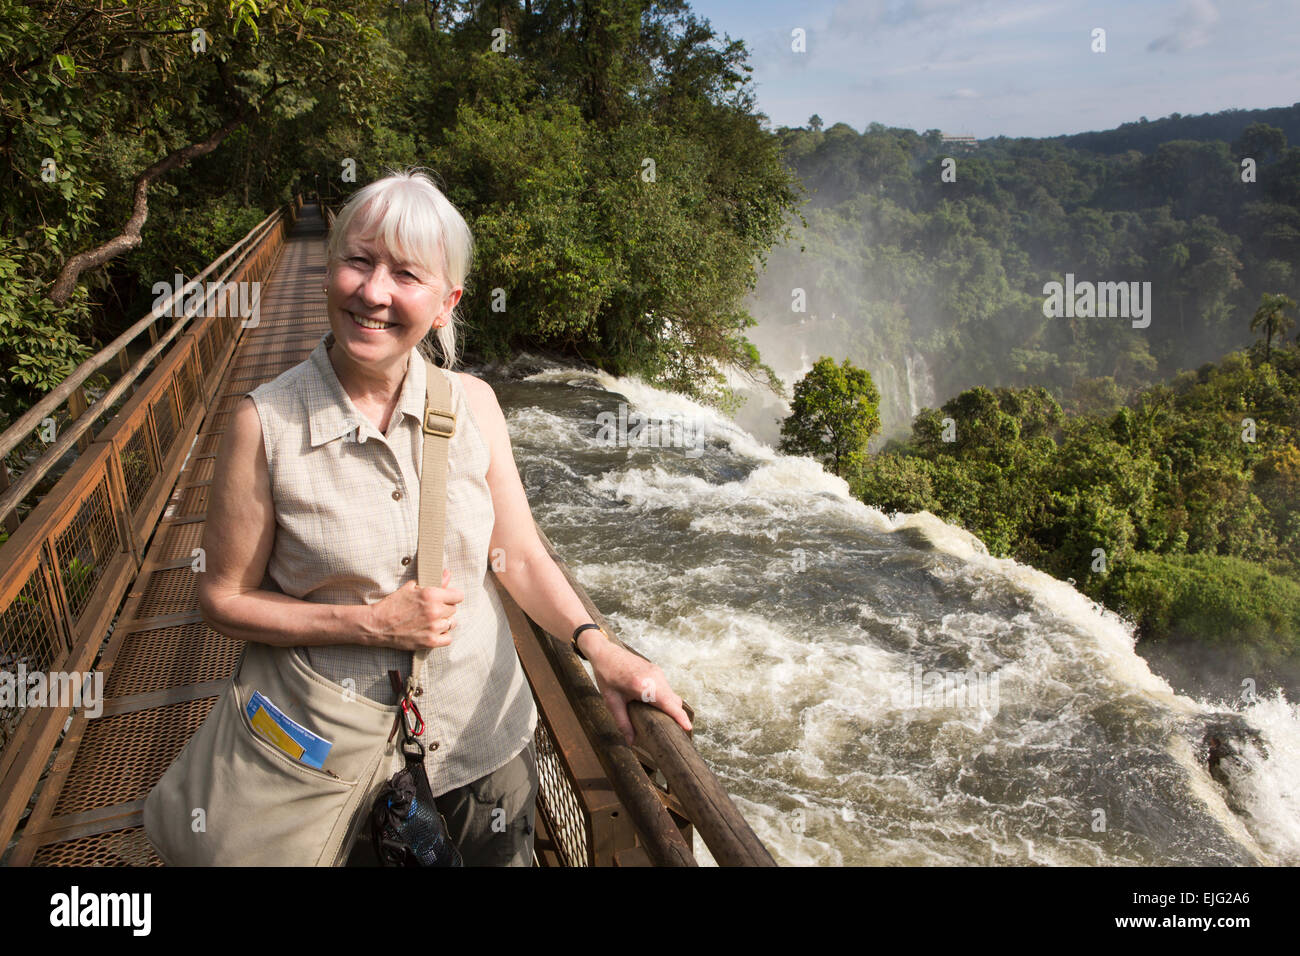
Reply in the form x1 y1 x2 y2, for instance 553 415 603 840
0 196 302 854
498 525 775 867
0 202 301 529
316 191 335 231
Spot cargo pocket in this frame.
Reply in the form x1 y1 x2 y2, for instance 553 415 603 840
197 682 363 865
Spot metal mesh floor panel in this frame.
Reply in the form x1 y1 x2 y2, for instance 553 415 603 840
103 622 241 697
52 697 217 815
133 568 199 619
32 828 162 867
155 521 205 562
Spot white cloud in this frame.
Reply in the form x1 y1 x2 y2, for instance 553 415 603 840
1148 0 1221 53
878 49 1055 77
826 0 1066 35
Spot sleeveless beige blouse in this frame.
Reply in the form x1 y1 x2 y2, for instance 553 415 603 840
246 331 537 795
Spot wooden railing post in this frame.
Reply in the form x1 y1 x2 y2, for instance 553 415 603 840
66 388 91 453
0 461 19 534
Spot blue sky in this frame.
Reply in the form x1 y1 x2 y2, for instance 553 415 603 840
685 0 1300 138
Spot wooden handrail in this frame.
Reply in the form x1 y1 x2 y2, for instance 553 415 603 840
527 599 697 867
0 205 283 463
0 199 298 524
531 523 776 866
628 704 777 866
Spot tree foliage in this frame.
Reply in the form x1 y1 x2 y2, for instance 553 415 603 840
0 0 395 420
779 356 880 478
0 0 800 426
757 111 1300 438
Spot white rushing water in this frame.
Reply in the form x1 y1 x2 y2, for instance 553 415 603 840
492 359 1299 866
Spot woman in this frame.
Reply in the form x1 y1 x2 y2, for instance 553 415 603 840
197 168 692 866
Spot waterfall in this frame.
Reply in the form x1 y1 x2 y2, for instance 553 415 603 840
488 357 1300 866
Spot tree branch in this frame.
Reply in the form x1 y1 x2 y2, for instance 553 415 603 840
47 107 247 305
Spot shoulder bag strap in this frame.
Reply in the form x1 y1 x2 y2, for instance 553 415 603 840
409 357 456 699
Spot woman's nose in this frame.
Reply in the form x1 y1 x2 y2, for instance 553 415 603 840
358 264 396 305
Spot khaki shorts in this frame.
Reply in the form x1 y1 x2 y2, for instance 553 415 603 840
347 739 538 867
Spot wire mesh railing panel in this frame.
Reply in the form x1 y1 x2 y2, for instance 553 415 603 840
150 387 179 461
197 325 216 377
176 351 201 419
50 474 119 625
118 418 159 519
534 716 591 867
0 561 66 751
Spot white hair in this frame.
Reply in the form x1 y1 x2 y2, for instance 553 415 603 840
325 166 474 368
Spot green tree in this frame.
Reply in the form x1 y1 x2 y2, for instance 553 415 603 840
779 356 881 478
1250 292 1297 362
1232 122 1287 165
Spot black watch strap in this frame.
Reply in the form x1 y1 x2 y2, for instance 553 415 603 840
571 623 603 660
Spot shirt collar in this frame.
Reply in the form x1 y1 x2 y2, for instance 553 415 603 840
307 331 428 447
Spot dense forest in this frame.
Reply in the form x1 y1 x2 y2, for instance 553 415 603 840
0 0 800 432
849 340 1300 685
755 106 1300 438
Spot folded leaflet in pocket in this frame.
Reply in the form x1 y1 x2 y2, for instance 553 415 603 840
246 689 334 769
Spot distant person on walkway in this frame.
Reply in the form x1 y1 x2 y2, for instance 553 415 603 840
197 167 692 866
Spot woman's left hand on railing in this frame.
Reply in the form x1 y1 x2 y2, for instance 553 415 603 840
586 641 693 746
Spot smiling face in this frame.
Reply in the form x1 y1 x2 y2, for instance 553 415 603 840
324 229 461 372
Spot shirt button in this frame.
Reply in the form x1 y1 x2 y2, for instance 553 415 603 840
392 489 402 501
429 742 439 751
401 556 411 566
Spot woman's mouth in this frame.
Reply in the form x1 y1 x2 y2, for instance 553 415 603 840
348 311 395 331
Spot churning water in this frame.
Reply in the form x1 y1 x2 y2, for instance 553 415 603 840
487 357 1299 866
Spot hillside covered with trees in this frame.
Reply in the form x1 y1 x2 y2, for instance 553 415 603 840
755 106 1300 437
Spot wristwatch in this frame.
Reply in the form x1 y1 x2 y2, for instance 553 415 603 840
571 623 608 660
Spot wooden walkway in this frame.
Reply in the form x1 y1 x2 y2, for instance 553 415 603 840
8 205 359 864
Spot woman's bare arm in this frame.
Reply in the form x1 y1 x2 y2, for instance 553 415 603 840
197 396 460 651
